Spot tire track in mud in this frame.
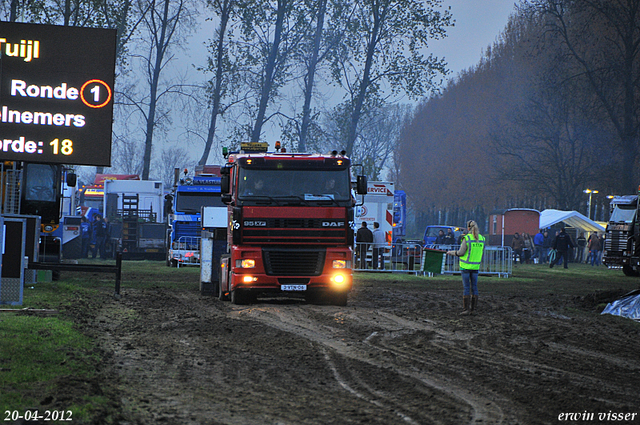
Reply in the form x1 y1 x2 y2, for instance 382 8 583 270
373 310 639 410
229 304 508 425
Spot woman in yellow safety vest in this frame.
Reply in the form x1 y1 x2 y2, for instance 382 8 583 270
446 220 485 315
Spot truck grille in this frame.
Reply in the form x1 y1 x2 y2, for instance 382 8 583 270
243 218 347 245
263 248 325 276
605 230 630 251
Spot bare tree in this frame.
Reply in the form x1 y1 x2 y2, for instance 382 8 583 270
154 145 192 187
230 0 308 144
491 83 604 210
353 103 413 180
197 0 235 166
525 0 640 193
122 0 195 180
111 133 144 175
331 0 452 157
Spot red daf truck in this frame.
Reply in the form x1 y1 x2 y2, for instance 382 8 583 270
217 142 367 305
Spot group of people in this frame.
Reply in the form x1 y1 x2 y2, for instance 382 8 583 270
355 221 387 270
81 214 111 259
511 228 605 269
434 228 458 245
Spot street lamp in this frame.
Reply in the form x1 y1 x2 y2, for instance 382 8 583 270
583 189 599 220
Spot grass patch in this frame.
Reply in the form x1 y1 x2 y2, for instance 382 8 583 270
0 271 108 419
0 316 99 407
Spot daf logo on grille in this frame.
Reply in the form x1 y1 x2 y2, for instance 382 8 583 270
322 221 344 227
244 220 267 227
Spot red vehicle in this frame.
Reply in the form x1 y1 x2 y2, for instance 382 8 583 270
217 142 367 305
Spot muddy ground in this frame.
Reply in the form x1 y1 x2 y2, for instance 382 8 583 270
40 268 640 424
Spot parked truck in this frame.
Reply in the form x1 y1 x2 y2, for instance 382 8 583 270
603 194 640 276
79 173 140 213
217 142 367 305
48 168 84 259
2 161 76 265
355 181 394 242
167 168 224 267
103 179 166 260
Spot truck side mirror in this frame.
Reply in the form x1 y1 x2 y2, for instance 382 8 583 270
356 175 367 195
220 164 231 175
66 172 77 187
221 174 230 194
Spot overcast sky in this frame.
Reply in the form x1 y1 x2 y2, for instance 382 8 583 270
431 0 518 77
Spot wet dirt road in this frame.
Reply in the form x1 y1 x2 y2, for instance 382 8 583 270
89 275 640 425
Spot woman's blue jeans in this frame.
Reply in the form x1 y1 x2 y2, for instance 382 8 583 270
461 269 479 296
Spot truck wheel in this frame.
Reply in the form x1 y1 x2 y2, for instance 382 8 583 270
305 291 320 304
218 280 230 301
231 289 247 305
622 265 639 277
330 292 348 306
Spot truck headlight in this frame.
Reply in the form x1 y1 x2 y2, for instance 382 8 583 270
236 259 255 268
333 260 350 268
331 273 347 287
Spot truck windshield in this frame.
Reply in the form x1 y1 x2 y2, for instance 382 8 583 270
237 168 350 203
24 163 57 202
83 198 103 211
610 206 636 224
176 192 225 213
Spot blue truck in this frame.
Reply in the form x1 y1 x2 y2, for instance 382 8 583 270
167 169 225 267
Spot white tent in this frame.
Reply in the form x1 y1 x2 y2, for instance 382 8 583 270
539 209 605 233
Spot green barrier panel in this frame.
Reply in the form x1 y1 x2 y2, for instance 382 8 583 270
422 248 445 274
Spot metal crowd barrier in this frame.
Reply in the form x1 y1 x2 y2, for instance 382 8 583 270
353 242 513 277
438 244 513 278
353 241 425 274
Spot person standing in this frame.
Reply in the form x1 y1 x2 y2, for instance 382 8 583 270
511 232 524 264
550 227 575 269
371 222 386 270
541 230 551 263
444 228 456 245
446 220 485 315
81 216 91 258
576 232 587 263
522 232 534 264
533 229 545 263
588 233 601 266
90 215 107 259
356 222 373 269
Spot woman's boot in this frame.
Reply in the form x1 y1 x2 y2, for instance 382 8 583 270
460 296 470 315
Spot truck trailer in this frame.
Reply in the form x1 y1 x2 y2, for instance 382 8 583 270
102 179 166 260
217 142 367 305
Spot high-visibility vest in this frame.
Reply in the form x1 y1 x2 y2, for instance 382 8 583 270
460 233 485 271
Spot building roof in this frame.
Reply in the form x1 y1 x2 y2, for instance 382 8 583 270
539 209 605 233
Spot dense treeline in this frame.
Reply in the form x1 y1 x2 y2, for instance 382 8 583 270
398 0 640 232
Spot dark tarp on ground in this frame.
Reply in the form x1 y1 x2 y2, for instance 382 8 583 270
601 290 640 321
